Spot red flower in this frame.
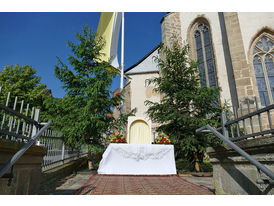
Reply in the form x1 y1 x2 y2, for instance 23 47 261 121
113 133 115 136
118 130 120 132
167 140 170 143
120 140 122 143
160 141 163 144
163 138 166 141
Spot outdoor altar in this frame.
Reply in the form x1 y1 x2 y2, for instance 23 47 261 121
97 143 177 175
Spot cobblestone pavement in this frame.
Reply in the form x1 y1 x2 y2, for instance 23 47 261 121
74 174 214 195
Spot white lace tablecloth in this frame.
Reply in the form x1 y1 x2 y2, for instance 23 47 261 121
97 143 177 175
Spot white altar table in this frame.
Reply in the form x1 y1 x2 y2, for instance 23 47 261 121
97 143 177 175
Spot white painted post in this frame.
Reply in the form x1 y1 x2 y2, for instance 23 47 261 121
61 141 65 163
32 109 40 138
1 92 10 130
120 12 125 114
221 112 229 139
120 12 124 92
9 96 18 140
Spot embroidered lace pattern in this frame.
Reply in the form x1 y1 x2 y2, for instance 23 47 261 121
112 145 172 161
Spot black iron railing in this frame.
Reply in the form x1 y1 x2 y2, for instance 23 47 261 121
197 96 274 186
220 96 273 141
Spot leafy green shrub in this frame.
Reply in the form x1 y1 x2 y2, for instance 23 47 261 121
176 158 213 173
199 161 213 172
176 159 194 173
91 151 104 170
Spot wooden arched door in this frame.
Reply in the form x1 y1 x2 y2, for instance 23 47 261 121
129 120 150 144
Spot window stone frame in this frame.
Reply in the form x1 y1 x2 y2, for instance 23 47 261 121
249 29 274 106
187 18 219 89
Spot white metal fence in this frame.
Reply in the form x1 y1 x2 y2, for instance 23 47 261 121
38 134 88 171
0 86 88 172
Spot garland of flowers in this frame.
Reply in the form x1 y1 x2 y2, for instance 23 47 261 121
155 133 171 144
110 129 127 143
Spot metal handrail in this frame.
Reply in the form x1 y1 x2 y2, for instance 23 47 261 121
0 121 52 177
196 124 274 181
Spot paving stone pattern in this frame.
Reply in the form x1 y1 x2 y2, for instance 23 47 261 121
75 174 214 195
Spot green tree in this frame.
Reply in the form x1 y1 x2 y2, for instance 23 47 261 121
145 41 222 171
45 25 121 151
0 64 48 109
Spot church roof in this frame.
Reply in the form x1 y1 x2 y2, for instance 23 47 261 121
125 45 160 75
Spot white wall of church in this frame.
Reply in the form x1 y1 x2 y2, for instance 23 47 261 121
237 12 274 60
129 73 160 118
179 12 232 106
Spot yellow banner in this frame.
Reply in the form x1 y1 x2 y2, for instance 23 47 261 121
96 12 122 69
97 12 115 63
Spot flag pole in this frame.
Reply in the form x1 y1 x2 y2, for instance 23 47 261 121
120 12 125 113
120 12 124 91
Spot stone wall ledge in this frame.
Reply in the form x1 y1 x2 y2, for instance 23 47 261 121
207 135 274 159
0 139 47 157
206 135 274 194
0 139 47 195
0 139 47 166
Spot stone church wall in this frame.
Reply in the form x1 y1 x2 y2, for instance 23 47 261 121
160 12 274 135
161 12 183 47
161 12 232 107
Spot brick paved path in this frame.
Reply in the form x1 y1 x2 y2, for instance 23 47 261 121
75 174 214 195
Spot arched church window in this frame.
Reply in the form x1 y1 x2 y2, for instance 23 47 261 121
252 35 274 106
194 23 217 88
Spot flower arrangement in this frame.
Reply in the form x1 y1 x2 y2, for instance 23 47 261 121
110 129 127 143
155 133 171 144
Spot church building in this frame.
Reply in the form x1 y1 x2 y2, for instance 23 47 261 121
118 12 274 144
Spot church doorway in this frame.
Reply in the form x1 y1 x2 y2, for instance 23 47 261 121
129 120 151 144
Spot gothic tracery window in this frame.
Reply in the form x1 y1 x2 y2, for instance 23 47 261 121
253 35 274 106
194 22 217 88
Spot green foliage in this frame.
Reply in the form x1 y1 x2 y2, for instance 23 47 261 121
91 150 104 169
145 41 222 162
112 106 136 131
44 25 121 150
199 161 213 172
176 158 212 173
0 64 48 108
176 159 194 172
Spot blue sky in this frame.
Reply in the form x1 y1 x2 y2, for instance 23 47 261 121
0 12 166 98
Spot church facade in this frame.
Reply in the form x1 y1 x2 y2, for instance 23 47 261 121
121 12 274 144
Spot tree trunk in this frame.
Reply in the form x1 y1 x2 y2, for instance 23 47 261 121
88 146 93 170
193 152 200 172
